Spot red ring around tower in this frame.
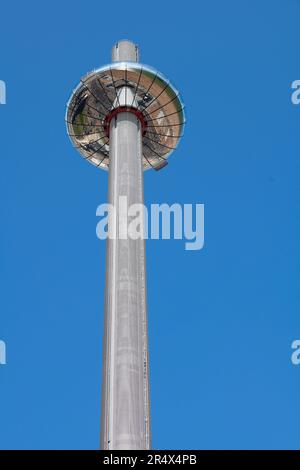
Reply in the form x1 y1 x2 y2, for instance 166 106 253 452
103 106 147 138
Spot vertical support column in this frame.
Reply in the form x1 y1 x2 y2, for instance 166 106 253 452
101 41 151 450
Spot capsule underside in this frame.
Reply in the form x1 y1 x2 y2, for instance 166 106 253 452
66 62 185 170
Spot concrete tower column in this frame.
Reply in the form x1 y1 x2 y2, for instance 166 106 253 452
101 40 151 450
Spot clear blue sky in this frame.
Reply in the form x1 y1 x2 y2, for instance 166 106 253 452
0 0 300 450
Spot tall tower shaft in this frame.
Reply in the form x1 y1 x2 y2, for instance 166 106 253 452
66 39 184 450
101 42 151 450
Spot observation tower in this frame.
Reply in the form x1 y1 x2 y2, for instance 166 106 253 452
66 40 185 450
